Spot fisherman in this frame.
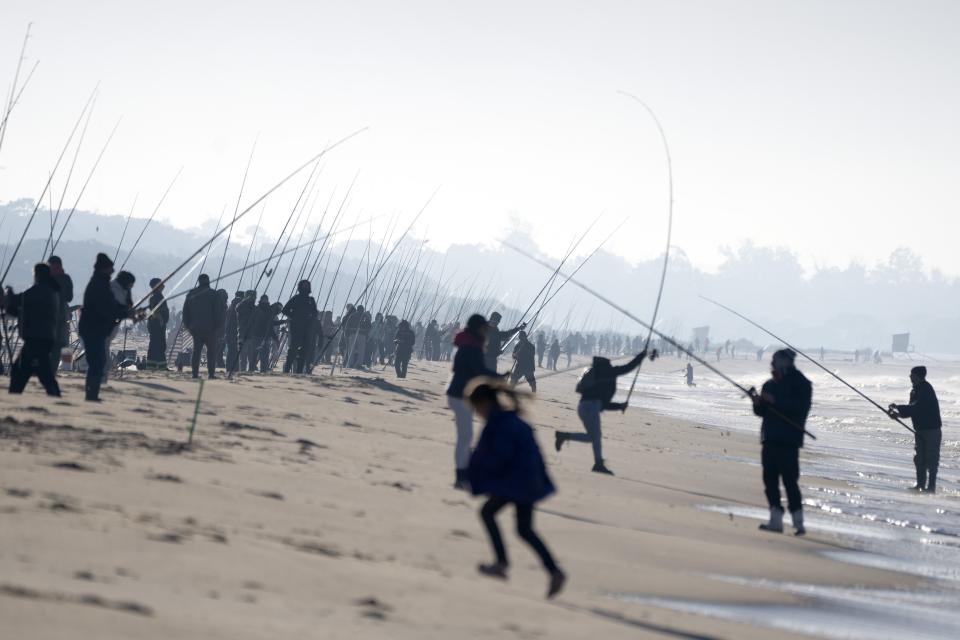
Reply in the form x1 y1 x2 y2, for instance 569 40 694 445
182 274 222 379
751 349 812 535
147 278 169 369
5 263 62 396
446 314 501 489
46 256 73 373
685 362 695 387
282 280 318 374
214 289 229 367
554 349 650 475
393 319 416 378
466 377 565 599
424 319 440 361
78 254 132 401
563 334 574 367
318 310 335 364
510 330 537 392
548 337 560 370
236 290 257 372
251 294 275 372
223 291 241 373
536 331 546 368
888 366 942 493
106 270 136 381
484 311 525 372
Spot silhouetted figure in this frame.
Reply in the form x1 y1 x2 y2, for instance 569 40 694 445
446 314 500 489
282 280 318 374
751 349 812 535
251 295 275 372
147 278 169 369
510 330 537 392
536 331 546 368
236 290 257 372
888 366 942 493
224 291 241 373
685 363 695 387
466 378 565 599
548 338 560 370
182 274 222 379
47 255 73 373
393 319 415 378
214 288 228 367
6 263 62 396
554 350 649 475
484 311 525 372
78 254 130 401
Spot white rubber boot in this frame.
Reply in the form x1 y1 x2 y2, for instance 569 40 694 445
759 508 784 533
791 509 805 536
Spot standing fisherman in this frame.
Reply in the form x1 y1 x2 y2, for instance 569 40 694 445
4 263 62 396
236 290 257 372
510 330 537 392
182 274 222 379
484 311 525 373
214 289 229 367
282 280 318 374
554 349 650 475
446 314 501 489
147 278 169 369
466 377 565 599
536 331 546 368
751 349 812 535
548 337 560 370
223 292 241 373
393 319 415 379
888 366 942 493
47 256 73 373
78 254 132 401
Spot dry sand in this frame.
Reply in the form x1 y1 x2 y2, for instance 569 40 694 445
0 357 928 639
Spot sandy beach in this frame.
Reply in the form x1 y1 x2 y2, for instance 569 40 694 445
1 355 941 640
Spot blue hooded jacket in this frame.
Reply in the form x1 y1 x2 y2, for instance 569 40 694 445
468 410 555 504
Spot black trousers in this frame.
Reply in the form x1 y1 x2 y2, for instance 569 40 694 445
510 367 537 392
285 334 314 374
9 339 60 396
190 332 216 378
480 496 558 573
395 353 410 378
81 333 107 400
147 325 167 366
761 443 802 513
914 429 942 488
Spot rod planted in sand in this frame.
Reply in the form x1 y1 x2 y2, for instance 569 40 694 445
188 379 205 445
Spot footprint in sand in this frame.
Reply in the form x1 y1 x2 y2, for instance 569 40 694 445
354 597 392 620
51 461 94 472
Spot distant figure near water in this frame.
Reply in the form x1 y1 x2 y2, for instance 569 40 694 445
888 366 942 494
685 363 695 387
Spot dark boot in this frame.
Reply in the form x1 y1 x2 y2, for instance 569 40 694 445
454 469 470 491
926 471 937 494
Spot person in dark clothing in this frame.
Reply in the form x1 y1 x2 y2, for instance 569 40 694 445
78 253 130 401
685 363 695 386
224 291 241 373
483 311 525 373
548 338 560 370
182 274 222 379
5 263 62 396
251 295 276 372
446 314 502 490
393 319 416 378
888 366 943 493
146 278 169 369
214 289 229 367
282 280 319 374
47 255 73 373
751 349 812 535
555 350 650 475
466 377 565 599
510 330 537 392
236 290 257 372
536 331 546 368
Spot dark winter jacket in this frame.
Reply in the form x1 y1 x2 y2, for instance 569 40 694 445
52 271 73 345
236 296 256 340
6 279 60 342
148 292 169 333
484 324 522 370
224 299 239 340
468 410 555 504
394 326 416 359
513 339 536 372
753 368 813 448
282 294 318 338
182 284 222 336
78 272 128 339
576 352 646 409
447 329 500 398
251 301 276 339
896 381 942 431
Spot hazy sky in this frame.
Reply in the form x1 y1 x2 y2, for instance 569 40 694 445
1 1 958 274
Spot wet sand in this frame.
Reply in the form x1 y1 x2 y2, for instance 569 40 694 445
0 358 933 639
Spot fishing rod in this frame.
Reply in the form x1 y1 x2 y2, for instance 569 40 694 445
240 203 267 291
0 87 97 288
700 295 914 435
621 92 674 412
198 205 226 276
276 172 326 301
0 23 35 157
113 193 138 264
263 162 322 300
217 135 258 282
133 126 367 311
119 167 183 271
293 184 336 290
49 117 122 255
504 241 817 439
308 174 358 282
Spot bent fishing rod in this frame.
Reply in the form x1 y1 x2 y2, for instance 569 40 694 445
620 92 674 412
699 295 915 435
504 241 817 439
217 134 259 282
133 126 368 310
119 167 184 270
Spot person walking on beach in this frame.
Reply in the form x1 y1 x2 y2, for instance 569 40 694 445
282 280 318 374
4 263 62 396
554 349 650 475
751 349 812 535
78 253 132 401
183 274 222 379
465 377 566 599
510 330 537 392
447 314 501 490
46 255 73 373
888 366 942 493
483 311 525 372
393 319 416 378
548 337 560 370
147 278 169 369
685 363 695 387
